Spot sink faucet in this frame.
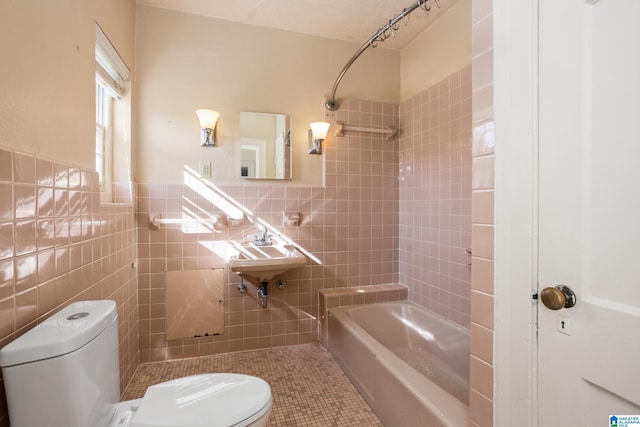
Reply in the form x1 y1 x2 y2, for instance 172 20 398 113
254 225 271 246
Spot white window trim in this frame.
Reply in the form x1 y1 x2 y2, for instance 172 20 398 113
95 24 130 98
95 24 128 198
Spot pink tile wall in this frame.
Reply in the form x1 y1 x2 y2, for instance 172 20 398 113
398 66 473 329
136 100 400 362
0 148 139 427
470 0 495 425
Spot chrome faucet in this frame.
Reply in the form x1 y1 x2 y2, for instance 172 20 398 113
254 225 271 246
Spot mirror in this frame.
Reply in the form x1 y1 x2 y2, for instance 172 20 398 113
239 112 292 179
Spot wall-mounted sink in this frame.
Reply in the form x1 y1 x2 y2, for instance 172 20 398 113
229 244 307 282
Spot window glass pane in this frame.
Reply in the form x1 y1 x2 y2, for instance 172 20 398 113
96 84 106 125
95 82 106 187
96 124 105 184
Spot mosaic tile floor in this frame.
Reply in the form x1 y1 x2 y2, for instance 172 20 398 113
123 343 383 426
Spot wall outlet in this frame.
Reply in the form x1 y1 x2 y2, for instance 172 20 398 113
198 161 212 178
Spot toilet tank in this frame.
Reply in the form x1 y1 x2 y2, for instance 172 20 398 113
0 300 120 427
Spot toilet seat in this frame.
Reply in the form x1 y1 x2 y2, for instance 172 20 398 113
120 373 272 427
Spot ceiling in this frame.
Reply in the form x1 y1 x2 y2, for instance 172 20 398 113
136 0 457 50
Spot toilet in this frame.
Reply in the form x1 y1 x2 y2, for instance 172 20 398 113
0 300 273 427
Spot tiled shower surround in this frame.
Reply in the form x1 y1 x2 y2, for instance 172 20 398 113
0 148 139 425
399 66 473 328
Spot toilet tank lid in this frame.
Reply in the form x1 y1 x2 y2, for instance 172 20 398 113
0 300 117 368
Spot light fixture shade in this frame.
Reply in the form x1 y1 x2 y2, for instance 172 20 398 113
309 122 331 139
308 122 331 155
196 109 220 129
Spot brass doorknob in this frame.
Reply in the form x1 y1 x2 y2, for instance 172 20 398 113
540 285 576 310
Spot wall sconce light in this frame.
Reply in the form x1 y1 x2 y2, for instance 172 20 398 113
196 109 220 147
308 122 331 155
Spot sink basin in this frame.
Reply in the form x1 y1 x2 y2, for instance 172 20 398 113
229 244 307 282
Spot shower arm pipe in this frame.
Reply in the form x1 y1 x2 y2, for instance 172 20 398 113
325 0 428 111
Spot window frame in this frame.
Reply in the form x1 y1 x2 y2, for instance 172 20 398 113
95 24 129 197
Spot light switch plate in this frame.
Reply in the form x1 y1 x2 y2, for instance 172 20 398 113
198 161 211 178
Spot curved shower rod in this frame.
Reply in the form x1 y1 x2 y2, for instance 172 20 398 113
325 0 440 111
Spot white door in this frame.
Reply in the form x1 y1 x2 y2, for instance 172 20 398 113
538 0 640 425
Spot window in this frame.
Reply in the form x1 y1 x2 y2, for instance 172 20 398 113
95 24 129 196
95 83 107 188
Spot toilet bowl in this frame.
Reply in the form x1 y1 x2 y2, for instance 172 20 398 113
0 300 273 427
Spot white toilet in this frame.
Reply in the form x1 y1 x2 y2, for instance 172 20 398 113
0 300 273 427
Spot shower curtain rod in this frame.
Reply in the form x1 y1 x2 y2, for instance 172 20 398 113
325 0 440 111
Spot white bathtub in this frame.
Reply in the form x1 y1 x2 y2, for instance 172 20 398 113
328 301 469 427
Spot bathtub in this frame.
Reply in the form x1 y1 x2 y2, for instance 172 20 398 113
327 301 469 427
